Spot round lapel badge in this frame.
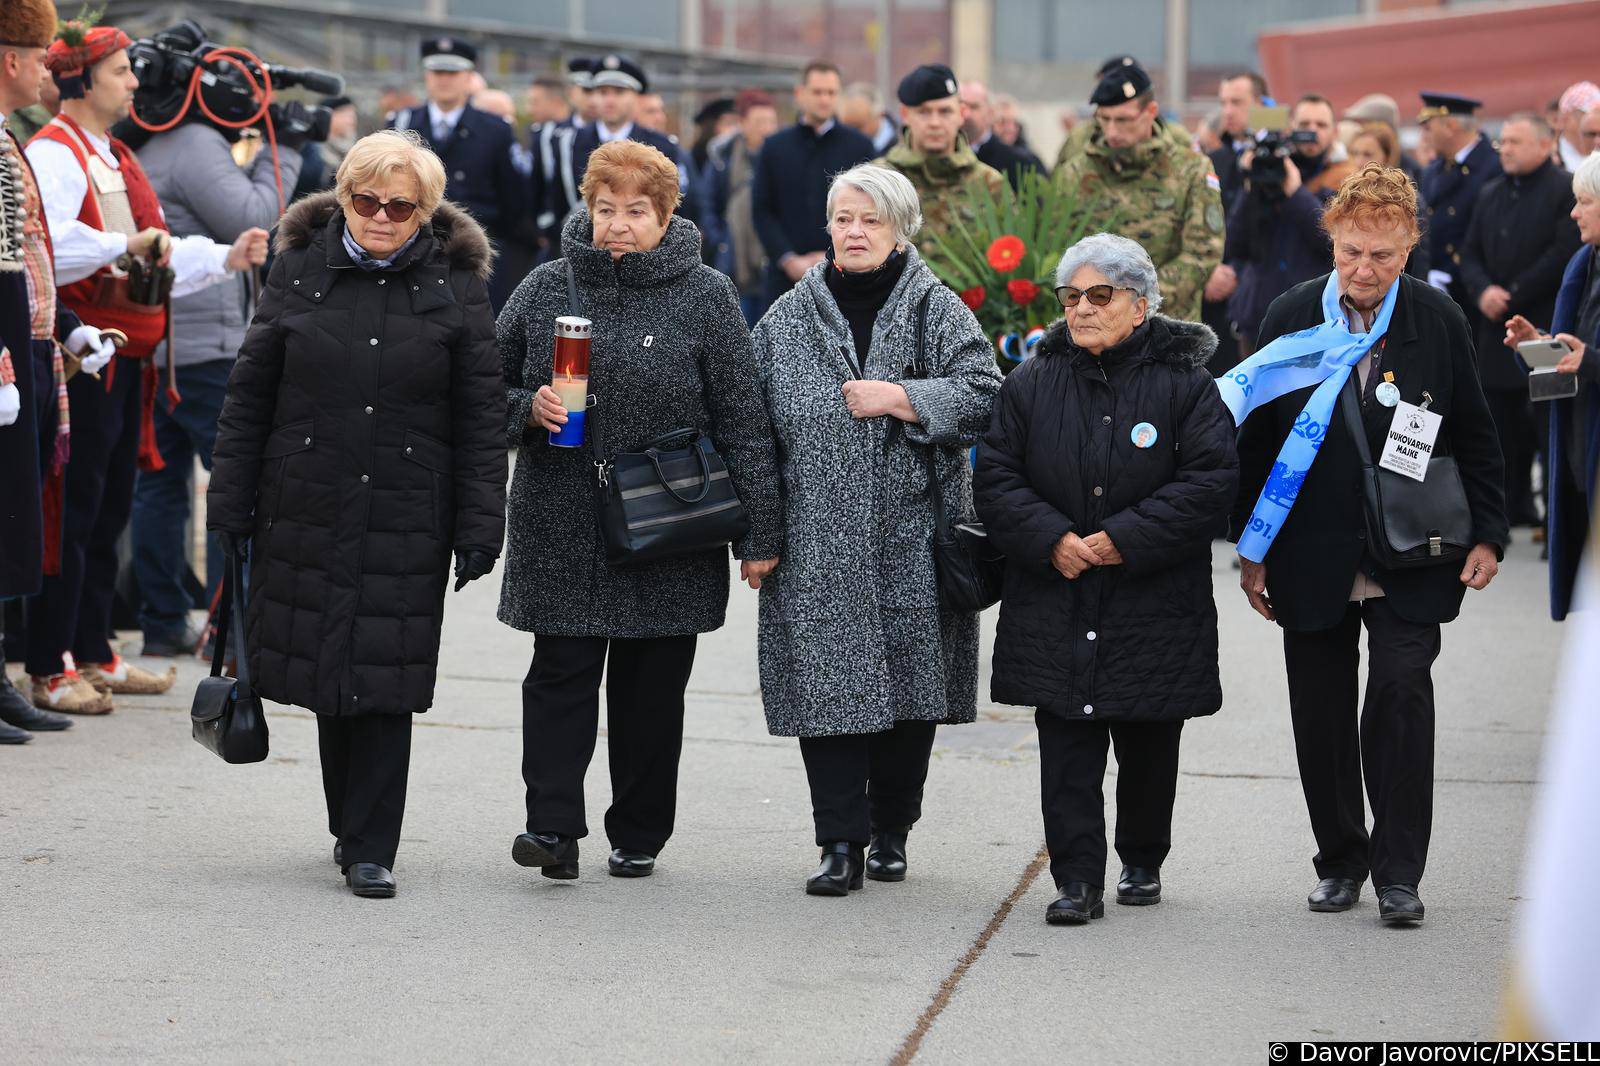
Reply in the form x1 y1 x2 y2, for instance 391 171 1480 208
1130 422 1158 448
1375 381 1401 408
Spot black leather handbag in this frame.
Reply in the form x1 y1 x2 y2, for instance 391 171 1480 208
190 551 269 763
907 290 1004 613
1340 383 1473 570
564 262 752 568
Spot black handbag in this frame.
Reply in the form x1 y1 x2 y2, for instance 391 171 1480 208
1340 382 1473 570
190 550 269 763
563 261 752 568
907 290 1005 613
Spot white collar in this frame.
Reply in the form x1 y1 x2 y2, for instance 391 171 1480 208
598 121 634 143
970 130 992 151
1454 138 1475 164
428 102 466 129
806 118 836 137
53 114 118 168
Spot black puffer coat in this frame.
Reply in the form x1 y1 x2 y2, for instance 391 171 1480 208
208 193 508 716
974 315 1238 722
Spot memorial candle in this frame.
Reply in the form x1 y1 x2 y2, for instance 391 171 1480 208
550 315 592 448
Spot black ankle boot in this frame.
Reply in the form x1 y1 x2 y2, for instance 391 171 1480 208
512 832 580 880
805 841 865 896
1115 865 1161 905
1045 881 1104 924
866 826 909 882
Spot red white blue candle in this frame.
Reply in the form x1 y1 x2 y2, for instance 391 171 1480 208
550 315 591 448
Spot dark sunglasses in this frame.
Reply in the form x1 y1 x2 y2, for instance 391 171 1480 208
1055 284 1136 308
350 193 419 223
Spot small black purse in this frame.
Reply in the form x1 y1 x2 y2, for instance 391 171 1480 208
1340 383 1473 570
190 550 269 763
563 261 752 568
907 290 1005 613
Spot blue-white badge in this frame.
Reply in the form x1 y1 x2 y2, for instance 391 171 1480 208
1376 381 1401 408
1130 422 1158 448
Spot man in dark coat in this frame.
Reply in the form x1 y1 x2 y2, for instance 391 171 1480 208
959 79 1043 192
1458 114 1581 527
1417 92 1501 323
750 60 876 305
1204 71 1269 373
390 37 526 310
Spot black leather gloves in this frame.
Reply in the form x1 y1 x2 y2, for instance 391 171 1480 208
453 549 495 592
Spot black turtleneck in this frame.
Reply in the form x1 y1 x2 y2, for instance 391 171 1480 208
824 248 907 373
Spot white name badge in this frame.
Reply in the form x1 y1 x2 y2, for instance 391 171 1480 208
1378 401 1441 482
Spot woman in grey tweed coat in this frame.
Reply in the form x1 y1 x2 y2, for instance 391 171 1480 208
497 141 781 883
750 165 1002 896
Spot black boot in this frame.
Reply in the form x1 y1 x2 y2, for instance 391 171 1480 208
805 842 864 896
345 863 396 898
1377 883 1425 926
513 832 580 880
1308 877 1362 912
1046 882 1104 925
866 826 909 883
0 674 71 732
607 849 656 878
1115 865 1161 906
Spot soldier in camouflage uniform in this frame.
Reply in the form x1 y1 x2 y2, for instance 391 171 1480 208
1052 61 1223 322
873 64 1005 268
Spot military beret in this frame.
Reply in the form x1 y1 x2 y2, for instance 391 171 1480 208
1416 91 1482 124
1090 61 1152 107
1096 55 1141 79
897 64 959 108
422 37 476 73
592 53 647 94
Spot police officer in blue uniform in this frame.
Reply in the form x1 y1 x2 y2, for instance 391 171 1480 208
391 37 528 308
546 54 686 235
1417 92 1502 324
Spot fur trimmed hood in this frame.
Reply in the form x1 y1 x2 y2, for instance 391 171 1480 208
274 191 494 281
1038 313 1218 369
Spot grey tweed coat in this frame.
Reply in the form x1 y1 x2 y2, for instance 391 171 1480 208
497 209 782 638
751 247 1003 737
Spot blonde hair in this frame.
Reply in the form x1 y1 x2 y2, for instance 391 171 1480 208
579 139 681 223
335 129 448 222
1322 162 1420 245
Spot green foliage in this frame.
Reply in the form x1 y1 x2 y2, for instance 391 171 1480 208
55 7 105 48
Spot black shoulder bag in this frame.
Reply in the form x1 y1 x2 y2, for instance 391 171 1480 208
1339 381 1473 569
190 550 269 763
565 261 751 567
907 289 1005 613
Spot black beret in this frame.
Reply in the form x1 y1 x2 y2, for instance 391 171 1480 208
592 53 647 95
694 97 736 126
1090 61 1152 107
897 64 960 108
1096 55 1141 79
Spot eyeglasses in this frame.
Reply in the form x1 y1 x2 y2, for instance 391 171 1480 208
350 193 419 223
1055 284 1135 308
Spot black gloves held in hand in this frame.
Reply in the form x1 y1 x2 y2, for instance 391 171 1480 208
453 549 495 592
218 531 250 562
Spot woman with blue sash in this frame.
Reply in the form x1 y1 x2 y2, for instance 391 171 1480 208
1224 165 1507 927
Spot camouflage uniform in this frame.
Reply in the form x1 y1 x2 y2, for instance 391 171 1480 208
1052 119 1223 322
1051 116 1192 174
874 133 1006 267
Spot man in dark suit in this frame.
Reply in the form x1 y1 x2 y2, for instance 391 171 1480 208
1205 71 1269 371
546 54 684 239
1417 92 1502 324
525 73 573 256
1459 113 1582 527
390 37 526 308
959 79 1043 192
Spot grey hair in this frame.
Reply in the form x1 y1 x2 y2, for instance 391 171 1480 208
1055 232 1162 314
841 81 883 110
1574 152 1600 201
825 165 924 244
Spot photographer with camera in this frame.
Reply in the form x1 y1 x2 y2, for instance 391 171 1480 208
23 15 268 711
1226 94 1354 354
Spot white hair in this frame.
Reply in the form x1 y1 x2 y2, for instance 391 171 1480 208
825 165 924 245
1055 232 1162 314
1575 151 1600 202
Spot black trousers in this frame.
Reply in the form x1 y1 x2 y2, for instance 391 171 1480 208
1282 597 1441 888
23 362 140 676
521 633 698 855
317 712 413 870
797 720 939 846
1036 712 1184 890
1486 387 1538 524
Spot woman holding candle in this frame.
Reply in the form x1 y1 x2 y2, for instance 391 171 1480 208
498 139 782 882
749 164 1001 896
208 130 508 899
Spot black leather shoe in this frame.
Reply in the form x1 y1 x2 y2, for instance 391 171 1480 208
1046 882 1104 924
513 832 579 880
1115 865 1161 905
608 849 655 878
1378 883 1425 926
0 718 32 744
0 677 71 731
345 862 396 898
866 826 909 883
333 843 343 869
805 842 865 896
1308 877 1363 912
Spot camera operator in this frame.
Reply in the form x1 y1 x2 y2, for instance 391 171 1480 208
1227 94 1355 353
126 32 310 658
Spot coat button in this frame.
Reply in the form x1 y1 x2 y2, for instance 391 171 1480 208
361 474 370 483
1092 486 1103 497
303 436 311 445
1087 631 1097 641
313 291 321 298
378 278 387 286
364 406 374 415
1101 415 1111 425
413 285 420 291
1446 206 1456 216
1082 704 1094 715
405 445 413 454
292 279 300 286
369 338 378 346
454 170 465 181
437 278 445 284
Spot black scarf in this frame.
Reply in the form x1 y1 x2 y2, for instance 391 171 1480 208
824 247 907 371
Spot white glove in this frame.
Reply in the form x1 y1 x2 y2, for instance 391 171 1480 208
0 382 20 427
1426 270 1453 292
67 325 116 375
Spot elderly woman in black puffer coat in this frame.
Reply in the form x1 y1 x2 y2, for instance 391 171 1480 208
975 232 1238 927
498 140 781 883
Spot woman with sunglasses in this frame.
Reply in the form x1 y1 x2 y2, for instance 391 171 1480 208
209 130 508 899
975 232 1238 925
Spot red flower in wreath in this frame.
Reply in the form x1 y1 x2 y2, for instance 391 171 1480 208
986 235 1026 272
958 286 986 311
1006 278 1041 306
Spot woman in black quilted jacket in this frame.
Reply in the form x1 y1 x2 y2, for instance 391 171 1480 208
974 233 1238 927
209 131 508 899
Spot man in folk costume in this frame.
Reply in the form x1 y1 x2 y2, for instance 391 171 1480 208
22 14 268 713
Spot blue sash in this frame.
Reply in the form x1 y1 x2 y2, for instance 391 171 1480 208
1217 273 1399 562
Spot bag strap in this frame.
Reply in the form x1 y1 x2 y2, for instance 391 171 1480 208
1339 374 1374 466
565 259 609 476
907 288 952 540
564 256 581 318
208 549 251 689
